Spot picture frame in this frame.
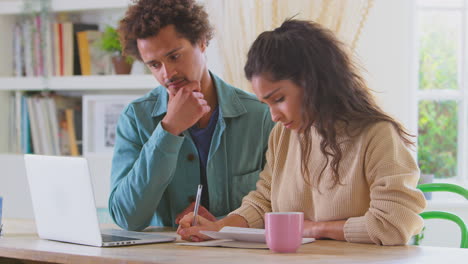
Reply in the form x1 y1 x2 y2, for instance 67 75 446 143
82 95 141 155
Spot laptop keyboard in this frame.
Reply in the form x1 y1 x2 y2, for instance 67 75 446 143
101 234 141 242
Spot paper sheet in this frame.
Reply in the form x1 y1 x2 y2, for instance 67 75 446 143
176 226 315 249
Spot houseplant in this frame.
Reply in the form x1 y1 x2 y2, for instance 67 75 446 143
97 25 133 74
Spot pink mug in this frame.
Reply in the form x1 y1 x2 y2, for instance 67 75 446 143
265 212 304 253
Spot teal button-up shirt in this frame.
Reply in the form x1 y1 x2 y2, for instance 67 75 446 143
109 72 275 230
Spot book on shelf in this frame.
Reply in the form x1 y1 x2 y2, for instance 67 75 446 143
43 17 55 78
8 93 21 153
13 23 23 77
17 93 82 156
72 24 99 75
13 16 101 77
22 17 34 77
54 22 99 76
77 30 109 75
54 94 82 156
53 22 63 76
37 97 55 154
21 96 33 154
26 97 40 154
65 108 79 156
33 14 43 77
45 97 61 155
12 13 53 77
61 22 73 76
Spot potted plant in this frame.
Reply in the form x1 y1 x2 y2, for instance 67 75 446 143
97 25 133 74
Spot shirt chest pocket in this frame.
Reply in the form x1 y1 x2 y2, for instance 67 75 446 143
230 169 261 210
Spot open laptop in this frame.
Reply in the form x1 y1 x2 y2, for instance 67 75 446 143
24 154 176 247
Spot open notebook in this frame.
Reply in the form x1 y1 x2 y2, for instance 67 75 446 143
177 226 315 249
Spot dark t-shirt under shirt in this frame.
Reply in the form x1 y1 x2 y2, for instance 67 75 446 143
188 105 219 210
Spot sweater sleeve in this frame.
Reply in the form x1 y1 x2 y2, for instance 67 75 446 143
344 122 427 245
229 124 282 228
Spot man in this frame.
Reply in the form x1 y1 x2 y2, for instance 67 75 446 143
109 0 274 231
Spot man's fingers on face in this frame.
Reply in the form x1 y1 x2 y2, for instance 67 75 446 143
198 98 208 106
192 92 204 99
202 105 211 114
180 80 201 92
167 90 176 100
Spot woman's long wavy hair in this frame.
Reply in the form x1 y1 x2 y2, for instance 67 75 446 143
244 19 414 188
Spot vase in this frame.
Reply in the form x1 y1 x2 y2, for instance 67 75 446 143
112 56 133 75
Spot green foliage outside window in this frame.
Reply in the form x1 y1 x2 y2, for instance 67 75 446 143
418 11 459 178
418 101 458 178
419 11 459 91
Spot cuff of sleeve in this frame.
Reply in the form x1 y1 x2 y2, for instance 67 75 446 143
229 206 264 229
343 216 373 244
149 123 184 153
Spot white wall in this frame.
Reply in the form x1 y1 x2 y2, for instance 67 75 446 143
0 154 112 219
0 155 33 219
356 0 416 133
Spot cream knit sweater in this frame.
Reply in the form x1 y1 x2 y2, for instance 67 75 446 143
231 122 427 245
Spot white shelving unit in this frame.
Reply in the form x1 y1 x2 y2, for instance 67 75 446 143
0 0 157 218
0 75 157 91
0 0 133 15
0 0 159 153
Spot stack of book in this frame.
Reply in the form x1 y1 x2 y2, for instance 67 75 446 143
12 14 110 77
13 93 83 156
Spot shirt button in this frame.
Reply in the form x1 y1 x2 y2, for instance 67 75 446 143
187 154 195 161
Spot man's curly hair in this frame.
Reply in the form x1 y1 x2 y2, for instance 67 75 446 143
119 0 214 61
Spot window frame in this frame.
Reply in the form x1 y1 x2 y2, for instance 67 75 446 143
414 0 468 188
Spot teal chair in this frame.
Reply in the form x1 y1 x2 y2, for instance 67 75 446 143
417 183 468 248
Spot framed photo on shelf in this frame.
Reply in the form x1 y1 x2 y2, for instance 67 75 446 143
83 95 141 155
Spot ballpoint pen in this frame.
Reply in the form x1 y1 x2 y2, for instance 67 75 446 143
192 184 203 226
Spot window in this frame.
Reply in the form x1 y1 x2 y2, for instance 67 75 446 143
416 0 468 191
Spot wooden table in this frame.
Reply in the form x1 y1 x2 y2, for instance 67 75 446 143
1 219 467 264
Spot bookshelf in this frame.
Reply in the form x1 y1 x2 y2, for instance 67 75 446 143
0 0 162 219
0 0 159 154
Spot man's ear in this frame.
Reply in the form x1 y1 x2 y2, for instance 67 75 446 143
199 39 207 52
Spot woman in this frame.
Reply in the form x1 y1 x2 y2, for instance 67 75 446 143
177 19 426 245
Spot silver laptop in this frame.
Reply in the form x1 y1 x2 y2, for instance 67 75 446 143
24 154 176 247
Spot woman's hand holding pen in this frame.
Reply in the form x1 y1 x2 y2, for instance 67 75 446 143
174 202 216 225
177 212 221 242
